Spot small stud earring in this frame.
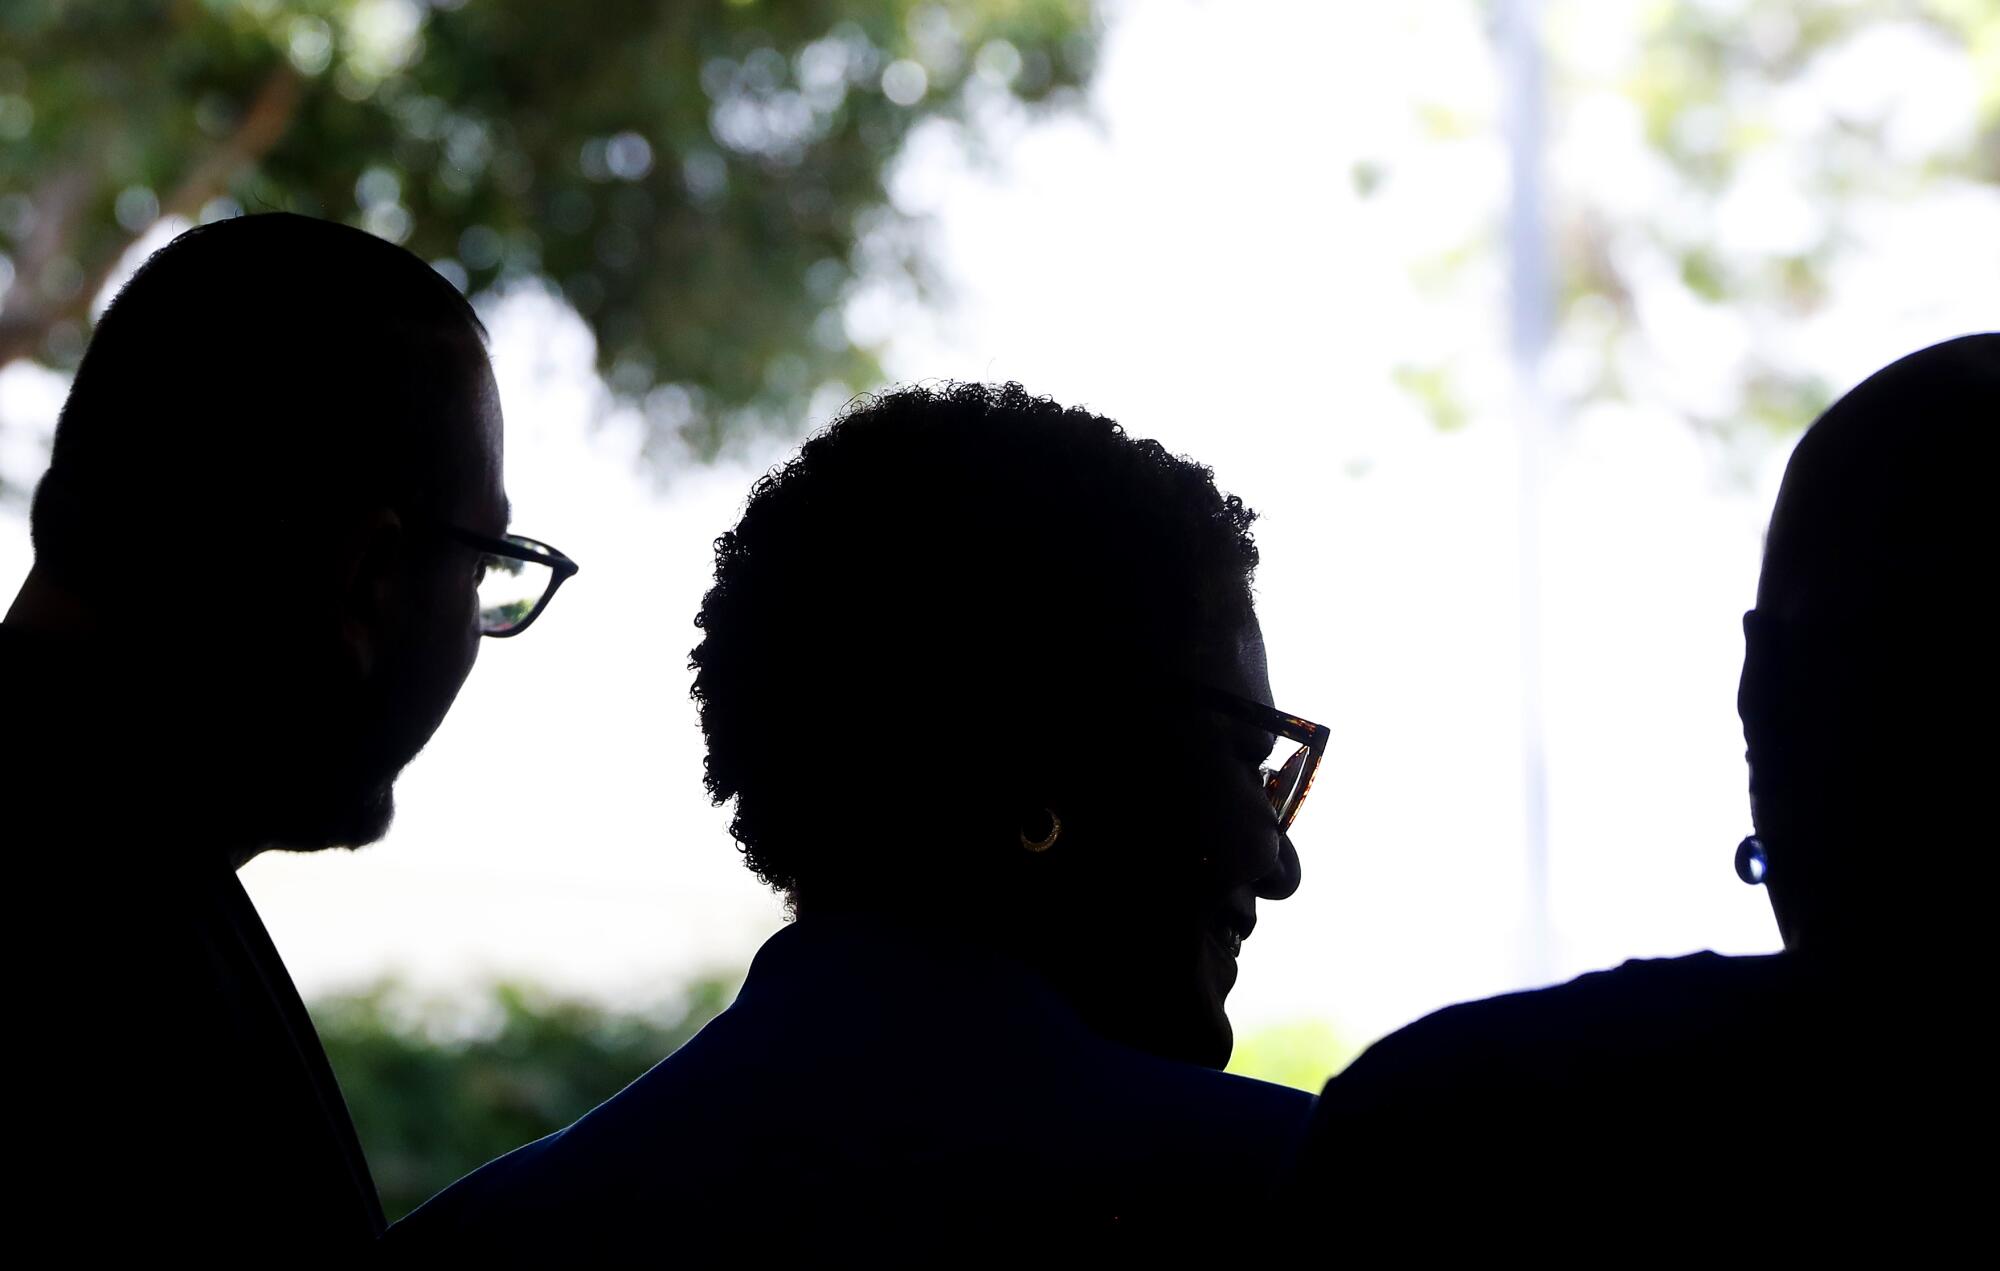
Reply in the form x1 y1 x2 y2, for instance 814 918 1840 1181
1020 808 1062 854
1734 835 1767 885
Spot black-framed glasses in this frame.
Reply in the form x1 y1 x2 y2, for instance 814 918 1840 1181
437 527 579 637
1195 684 1328 832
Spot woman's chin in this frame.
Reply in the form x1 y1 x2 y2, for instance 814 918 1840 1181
1185 1009 1236 1070
1094 930 1240 1068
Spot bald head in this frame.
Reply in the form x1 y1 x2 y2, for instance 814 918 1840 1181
1759 334 1997 624
29 212 496 601
1741 333 1997 961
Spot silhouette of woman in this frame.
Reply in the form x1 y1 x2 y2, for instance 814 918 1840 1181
1288 334 1997 1255
388 382 1323 1254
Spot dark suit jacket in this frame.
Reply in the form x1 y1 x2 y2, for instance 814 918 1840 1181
389 915 1315 1255
1292 951 1977 1257
3 625 383 1256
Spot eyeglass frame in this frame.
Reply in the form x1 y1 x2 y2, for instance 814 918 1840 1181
1189 682 1328 832
432 525 579 638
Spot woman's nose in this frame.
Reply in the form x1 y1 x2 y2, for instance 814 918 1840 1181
1253 832 1302 901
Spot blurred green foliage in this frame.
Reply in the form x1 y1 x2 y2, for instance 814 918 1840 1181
1382 0 1999 449
0 0 1100 497
6 0 1990 502
312 976 734 1222
1551 0 1999 442
1227 1018 1357 1095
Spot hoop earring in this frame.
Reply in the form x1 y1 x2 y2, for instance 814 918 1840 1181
1735 835 1767 885
1020 808 1062 854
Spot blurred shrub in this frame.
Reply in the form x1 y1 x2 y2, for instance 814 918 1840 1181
312 976 734 1221
1227 1019 1356 1095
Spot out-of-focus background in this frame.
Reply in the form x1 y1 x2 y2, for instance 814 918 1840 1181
5 0 1994 1218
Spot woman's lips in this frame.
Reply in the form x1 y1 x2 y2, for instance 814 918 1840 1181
1206 913 1252 959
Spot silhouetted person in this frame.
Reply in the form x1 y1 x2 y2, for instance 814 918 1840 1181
387 383 1320 1255
2 214 575 1255
1289 334 1996 1254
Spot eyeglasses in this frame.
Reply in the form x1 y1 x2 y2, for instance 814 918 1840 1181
1194 684 1328 832
436 527 579 637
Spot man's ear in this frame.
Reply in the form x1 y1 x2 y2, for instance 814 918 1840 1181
337 507 406 681
1739 606 1805 838
1738 608 1778 749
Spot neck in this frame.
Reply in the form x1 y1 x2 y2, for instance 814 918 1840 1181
5 566 104 637
3 607 261 874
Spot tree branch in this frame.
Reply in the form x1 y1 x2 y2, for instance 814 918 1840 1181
0 63 302 372
0 165 94 369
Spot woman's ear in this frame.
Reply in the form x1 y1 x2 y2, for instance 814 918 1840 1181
336 507 406 682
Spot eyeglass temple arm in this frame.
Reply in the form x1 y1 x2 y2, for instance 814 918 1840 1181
1190 682 1326 753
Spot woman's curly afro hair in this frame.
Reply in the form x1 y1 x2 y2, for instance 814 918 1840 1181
690 382 1260 899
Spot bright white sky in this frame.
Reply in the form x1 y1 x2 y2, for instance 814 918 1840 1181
3 0 1993 1057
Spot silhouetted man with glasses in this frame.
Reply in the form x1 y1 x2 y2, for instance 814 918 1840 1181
1 214 573 1255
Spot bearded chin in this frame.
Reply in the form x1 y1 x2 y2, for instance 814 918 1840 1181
260 779 398 855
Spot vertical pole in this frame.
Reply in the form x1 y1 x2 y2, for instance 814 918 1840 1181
1501 0 1553 984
